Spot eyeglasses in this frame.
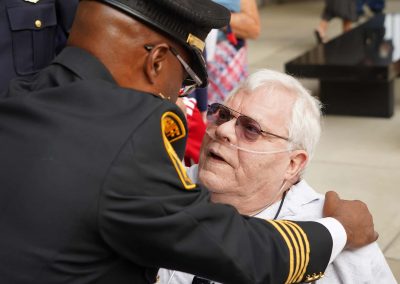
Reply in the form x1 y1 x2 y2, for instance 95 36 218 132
144 45 202 97
207 103 290 142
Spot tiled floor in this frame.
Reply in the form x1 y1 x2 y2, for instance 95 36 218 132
248 0 400 281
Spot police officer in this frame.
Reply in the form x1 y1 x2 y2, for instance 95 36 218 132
0 0 78 94
0 0 377 283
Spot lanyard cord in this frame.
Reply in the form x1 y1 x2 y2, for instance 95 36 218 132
273 190 288 220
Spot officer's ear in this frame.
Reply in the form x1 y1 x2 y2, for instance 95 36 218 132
143 44 170 84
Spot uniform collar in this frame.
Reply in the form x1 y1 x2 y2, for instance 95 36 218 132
53 46 116 84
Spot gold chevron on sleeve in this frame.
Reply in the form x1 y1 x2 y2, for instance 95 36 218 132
281 221 309 283
266 220 294 284
284 221 310 283
276 221 302 284
268 220 312 284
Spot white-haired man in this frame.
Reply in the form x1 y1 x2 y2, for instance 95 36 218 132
159 69 395 283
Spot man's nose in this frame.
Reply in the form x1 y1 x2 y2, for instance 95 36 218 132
214 117 237 143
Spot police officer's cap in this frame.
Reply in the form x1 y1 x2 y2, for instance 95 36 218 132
97 0 231 88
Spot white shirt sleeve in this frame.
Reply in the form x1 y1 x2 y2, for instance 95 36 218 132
316 217 347 264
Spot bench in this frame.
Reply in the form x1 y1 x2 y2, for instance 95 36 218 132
285 13 400 118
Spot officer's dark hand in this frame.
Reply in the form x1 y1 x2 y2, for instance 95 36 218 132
323 191 379 249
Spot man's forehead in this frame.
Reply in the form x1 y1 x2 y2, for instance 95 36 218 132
227 86 294 127
229 86 293 111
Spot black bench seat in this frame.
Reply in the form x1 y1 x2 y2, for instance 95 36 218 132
285 13 400 118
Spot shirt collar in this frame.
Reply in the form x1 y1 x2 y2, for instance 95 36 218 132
53 46 116 83
282 180 321 216
255 180 322 219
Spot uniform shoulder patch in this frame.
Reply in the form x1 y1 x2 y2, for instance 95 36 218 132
162 112 186 142
161 112 195 190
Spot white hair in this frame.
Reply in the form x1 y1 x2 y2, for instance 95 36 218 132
230 69 322 163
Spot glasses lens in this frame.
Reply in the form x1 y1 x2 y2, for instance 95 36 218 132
216 105 232 125
207 103 232 125
236 116 263 142
207 103 218 115
206 104 290 153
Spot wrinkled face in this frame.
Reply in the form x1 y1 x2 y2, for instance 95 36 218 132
198 85 296 214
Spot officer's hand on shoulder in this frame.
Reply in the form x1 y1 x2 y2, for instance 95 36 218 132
323 191 379 249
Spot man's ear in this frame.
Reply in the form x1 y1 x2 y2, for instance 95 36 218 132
284 150 308 184
143 44 169 84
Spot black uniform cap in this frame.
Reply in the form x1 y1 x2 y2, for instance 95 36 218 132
97 0 231 88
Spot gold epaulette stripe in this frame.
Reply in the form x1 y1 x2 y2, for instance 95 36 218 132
266 220 294 284
281 221 307 283
285 221 310 282
274 221 301 284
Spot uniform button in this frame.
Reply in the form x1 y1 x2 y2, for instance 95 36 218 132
35 20 42 28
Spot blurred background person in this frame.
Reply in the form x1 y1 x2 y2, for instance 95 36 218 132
207 0 260 104
314 0 357 43
178 97 207 166
182 0 261 165
357 0 385 17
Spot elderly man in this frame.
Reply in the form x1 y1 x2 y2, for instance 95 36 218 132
0 0 378 283
159 69 395 283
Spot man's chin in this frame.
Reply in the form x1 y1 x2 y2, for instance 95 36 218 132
199 170 229 192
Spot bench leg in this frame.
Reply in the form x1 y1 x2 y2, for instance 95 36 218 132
319 80 394 118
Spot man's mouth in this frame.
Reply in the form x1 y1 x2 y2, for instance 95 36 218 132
208 150 225 162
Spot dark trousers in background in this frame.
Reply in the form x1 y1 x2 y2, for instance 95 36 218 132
357 0 385 16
